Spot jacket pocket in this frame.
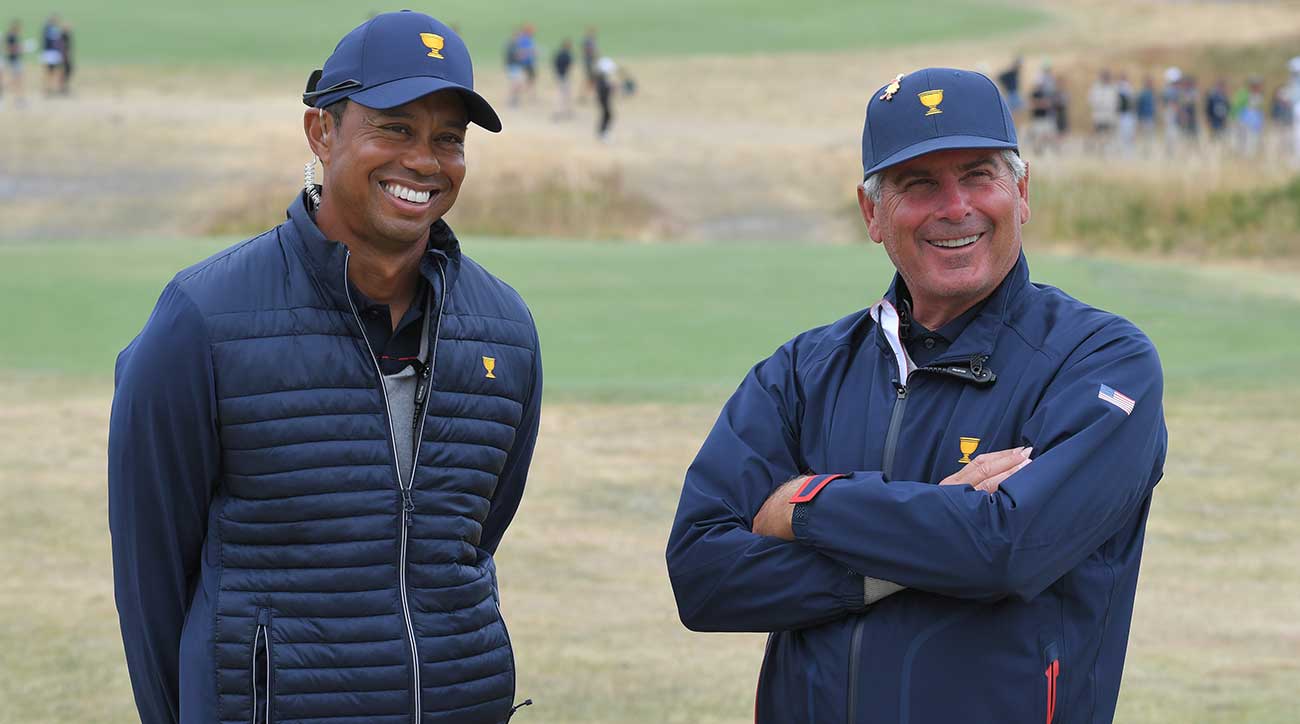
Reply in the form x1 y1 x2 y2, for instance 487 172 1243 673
250 607 274 724
1043 641 1061 724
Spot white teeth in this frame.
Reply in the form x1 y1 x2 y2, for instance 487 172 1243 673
928 234 980 248
383 182 431 204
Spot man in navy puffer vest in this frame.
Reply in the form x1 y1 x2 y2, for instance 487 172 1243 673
667 68 1167 723
109 12 541 724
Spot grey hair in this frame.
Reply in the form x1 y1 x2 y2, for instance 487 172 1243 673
861 149 1026 203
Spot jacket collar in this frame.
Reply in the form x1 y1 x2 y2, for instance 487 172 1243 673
876 251 1031 364
284 190 463 311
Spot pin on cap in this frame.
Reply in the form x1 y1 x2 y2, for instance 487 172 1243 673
861 67 1017 178
303 10 501 133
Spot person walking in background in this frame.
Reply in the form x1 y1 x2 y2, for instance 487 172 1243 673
595 55 617 141
40 13 62 96
667 67 1167 724
552 37 574 120
108 12 541 724
504 27 524 107
516 23 537 102
1205 79 1230 144
4 20 24 107
57 20 72 95
579 26 597 104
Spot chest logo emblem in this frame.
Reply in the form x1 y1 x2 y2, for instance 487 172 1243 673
421 33 445 59
958 436 980 464
482 356 497 379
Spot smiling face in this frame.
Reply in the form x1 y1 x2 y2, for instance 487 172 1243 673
307 90 468 254
859 148 1030 329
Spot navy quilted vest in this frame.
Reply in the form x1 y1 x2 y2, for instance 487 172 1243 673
173 196 539 724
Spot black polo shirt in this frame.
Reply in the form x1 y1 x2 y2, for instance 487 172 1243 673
350 278 429 375
900 297 987 367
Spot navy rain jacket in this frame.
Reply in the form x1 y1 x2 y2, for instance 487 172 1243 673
667 255 1166 724
109 193 542 724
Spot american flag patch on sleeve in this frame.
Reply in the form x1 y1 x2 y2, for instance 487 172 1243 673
1098 384 1136 415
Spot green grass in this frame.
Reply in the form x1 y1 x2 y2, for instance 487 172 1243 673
6 0 1044 68
1 239 1298 401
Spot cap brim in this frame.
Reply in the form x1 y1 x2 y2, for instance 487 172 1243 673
864 135 1017 177
349 76 502 133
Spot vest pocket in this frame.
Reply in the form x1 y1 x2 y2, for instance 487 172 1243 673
1043 641 1061 724
251 607 274 724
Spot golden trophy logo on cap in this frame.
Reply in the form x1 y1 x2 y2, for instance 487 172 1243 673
421 33 445 59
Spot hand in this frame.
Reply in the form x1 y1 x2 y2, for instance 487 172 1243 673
752 477 806 541
940 446 1033 493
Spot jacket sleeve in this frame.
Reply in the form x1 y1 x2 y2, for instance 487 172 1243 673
108 283 221 724
791 324 1167 602
479 323 542 555
666 342 870 633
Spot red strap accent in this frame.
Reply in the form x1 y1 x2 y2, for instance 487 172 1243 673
788 474 847 504
1045 659 1060 724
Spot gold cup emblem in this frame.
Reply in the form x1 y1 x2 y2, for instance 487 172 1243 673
958 437 980 464
482 356 496 379
918 89 945 116
421 33 445 59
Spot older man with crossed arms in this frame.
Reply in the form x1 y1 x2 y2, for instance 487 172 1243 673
668 68 1166 723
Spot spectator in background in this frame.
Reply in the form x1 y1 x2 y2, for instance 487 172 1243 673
552 38 574 120
1289 57 1300 162
1088 68 1119 154
1205 79 1230 142
1136 75 1157 148
1027 64 1058 152
4 19 23 107
1161 67 1183 154
997 55 1024 123
1053 76 1070 138
516 24 537 100
579 27 597 104
595 56 617 141
58 20 73 95
504 28 524 107
1116 73 1137 156
40 13 62 96
1179 75 1201 143
1235 76 1265 157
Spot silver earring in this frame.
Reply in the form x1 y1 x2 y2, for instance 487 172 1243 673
304 156 322 210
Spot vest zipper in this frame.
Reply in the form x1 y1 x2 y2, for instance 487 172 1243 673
343 253 445 724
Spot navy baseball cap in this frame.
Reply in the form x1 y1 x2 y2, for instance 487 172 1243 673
303 10 502 133
861 67 1016 177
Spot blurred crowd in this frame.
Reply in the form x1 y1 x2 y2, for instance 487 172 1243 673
2 13 75 107
502 24 635 142
997 55 1300 161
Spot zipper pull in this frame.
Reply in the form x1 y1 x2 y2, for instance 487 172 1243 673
412 360 431 429
508 699 534 719
894 382 909 400
402 489 415 526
